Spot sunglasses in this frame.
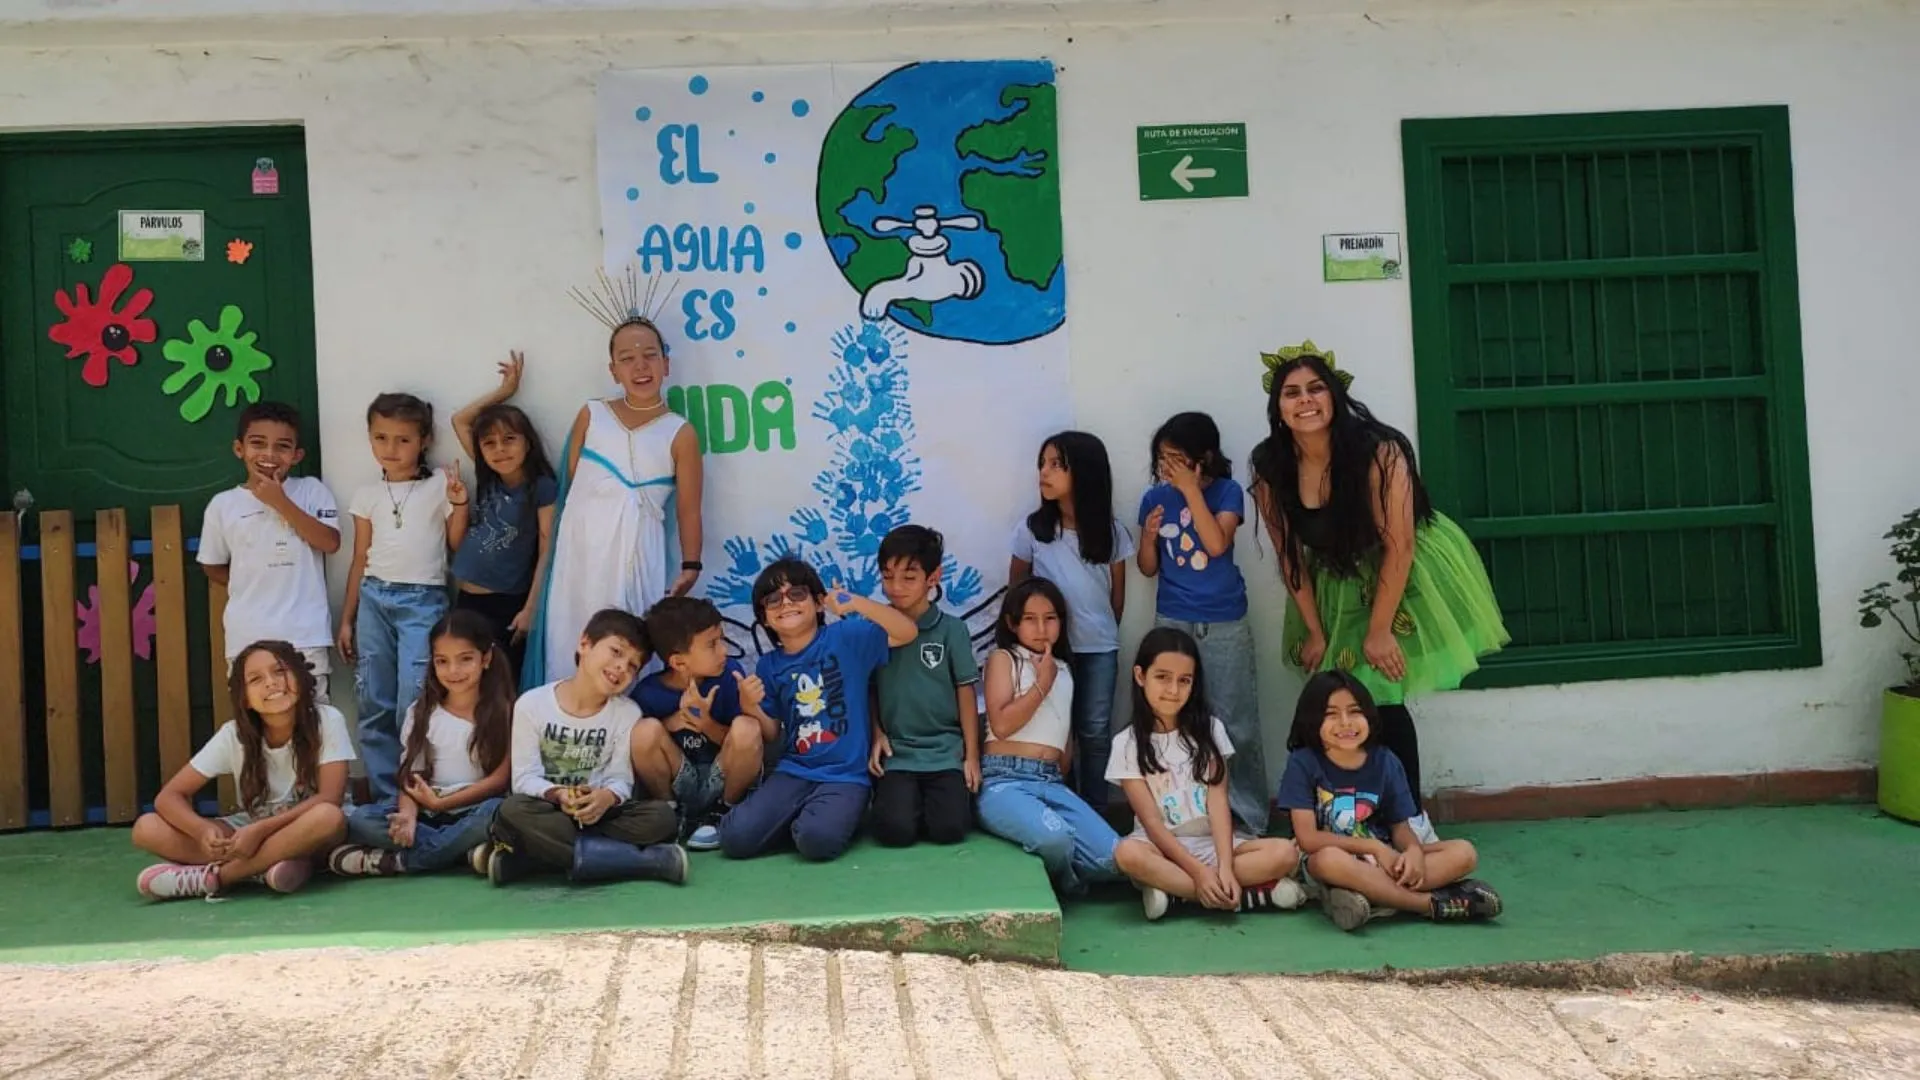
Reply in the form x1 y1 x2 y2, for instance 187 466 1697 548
759 584 814 610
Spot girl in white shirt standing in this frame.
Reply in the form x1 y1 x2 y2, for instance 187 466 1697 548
338 393 465 801
329 610 513 876
1109 627 1305 921
131 640 354 900
974 578 1124 896
1008 431 1135 812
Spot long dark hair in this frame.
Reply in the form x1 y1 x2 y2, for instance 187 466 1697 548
366 391 434 479
1286 669 1382 753
1125 627 1225 785
1149 412 1233 485
226 640 323 814
1027 431 1117 565
993 576 1070 657
470 403 556 529
399 610 515 783
1248 354 1433 585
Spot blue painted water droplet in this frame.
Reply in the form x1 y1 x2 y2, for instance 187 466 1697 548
784 232 802 250
634 106 652 121
752 90 765 103
728 129 736 137
757 287 768 297
688 75 709 95
763 152 777 164
625 187 639 201
791 99 810 118
743 202 756 214
784 321 797 333
736 349 746 358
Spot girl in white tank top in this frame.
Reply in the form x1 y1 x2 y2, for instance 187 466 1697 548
975 579 1123 895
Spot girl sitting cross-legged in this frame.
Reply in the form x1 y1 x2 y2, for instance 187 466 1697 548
131 641 353 900
1277 670 1502 931
1108 627 1305 921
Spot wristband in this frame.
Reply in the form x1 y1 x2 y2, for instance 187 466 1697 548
681 560 703 572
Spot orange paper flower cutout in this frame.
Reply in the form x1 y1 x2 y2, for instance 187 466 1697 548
226 239 254 265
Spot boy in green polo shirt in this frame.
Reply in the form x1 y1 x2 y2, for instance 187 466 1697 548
870 525 981 846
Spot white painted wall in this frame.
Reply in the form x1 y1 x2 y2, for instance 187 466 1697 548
3 0 1915 794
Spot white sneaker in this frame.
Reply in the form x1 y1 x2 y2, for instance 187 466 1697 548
1408 811 1440 845
687 823 722 852
1269 878 1308 910
1140 886 1170 922
137 862 221 901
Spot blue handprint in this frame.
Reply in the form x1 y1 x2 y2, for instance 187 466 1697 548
790 508 829 546
706 320 987 655
942 558 985 608
723 536 763 580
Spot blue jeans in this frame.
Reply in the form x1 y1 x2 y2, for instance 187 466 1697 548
1155 615 1268 834
354 577 448 800
1067 650 1119 808
974 755 1121 895
718 770 866 861
346 796 503 872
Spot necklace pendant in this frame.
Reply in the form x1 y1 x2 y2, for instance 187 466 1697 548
393 508 404 528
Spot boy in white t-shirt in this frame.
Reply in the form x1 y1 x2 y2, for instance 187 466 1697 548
485 608 686 887
198 402 341 702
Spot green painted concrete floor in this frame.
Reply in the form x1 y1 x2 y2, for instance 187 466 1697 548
1 805 1913 977
0 829 1060 967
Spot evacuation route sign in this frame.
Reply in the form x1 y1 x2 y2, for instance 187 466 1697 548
1136 123 1248 201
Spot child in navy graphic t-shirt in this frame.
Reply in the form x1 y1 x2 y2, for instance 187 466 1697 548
717 557 917 861
1278 671 1503 932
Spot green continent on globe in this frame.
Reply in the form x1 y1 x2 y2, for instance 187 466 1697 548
954 82 1062 291
817 103 918 297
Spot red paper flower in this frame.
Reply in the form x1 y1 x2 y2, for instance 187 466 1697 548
48 263 156 387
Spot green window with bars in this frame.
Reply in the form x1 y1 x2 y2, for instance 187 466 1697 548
1400 106 1819 688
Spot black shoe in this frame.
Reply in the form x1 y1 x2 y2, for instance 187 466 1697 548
1458 878 1503 919
487 841 536 887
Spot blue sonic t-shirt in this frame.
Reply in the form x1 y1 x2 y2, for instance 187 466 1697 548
756 615 890 786
1275 747 1416 845
1137 477 1249 622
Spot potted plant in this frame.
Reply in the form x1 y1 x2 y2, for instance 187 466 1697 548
1859 507 1920 823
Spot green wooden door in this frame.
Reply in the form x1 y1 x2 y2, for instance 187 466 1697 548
1 127 321 543
0 128 320 825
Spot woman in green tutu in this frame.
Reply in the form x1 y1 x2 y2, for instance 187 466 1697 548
1247 344 1508 843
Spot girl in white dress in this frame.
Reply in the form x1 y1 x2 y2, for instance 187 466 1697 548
534 315 705 684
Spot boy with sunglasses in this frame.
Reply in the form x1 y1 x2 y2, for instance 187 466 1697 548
717 558 917 860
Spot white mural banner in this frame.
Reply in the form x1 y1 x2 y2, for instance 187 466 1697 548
596 61 1071 653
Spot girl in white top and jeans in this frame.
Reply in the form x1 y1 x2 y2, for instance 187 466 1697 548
975 578 1123 895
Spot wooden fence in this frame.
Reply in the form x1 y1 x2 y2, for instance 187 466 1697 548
0 506 235 831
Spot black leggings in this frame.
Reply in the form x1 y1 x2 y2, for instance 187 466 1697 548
453 588 529 684
1375 703 1423 814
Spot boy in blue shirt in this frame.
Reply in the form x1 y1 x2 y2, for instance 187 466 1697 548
717 557 918 861
630 596 771 851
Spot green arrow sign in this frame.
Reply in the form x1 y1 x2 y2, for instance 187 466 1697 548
1137 123 1249 201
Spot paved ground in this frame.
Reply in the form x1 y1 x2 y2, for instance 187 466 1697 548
3 934 1917 1079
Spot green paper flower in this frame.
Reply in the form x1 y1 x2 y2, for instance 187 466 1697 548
161 305 273 422
1259 339 1354 395
67 237 93 264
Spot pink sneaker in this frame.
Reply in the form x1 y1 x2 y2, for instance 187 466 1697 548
137 863 221 901
264 859 313 894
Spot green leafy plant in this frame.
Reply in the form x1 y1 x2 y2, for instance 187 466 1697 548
1858 507 1920 694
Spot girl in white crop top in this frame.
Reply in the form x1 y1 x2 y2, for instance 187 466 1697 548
976 579 1123 895
988 644 1074 751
